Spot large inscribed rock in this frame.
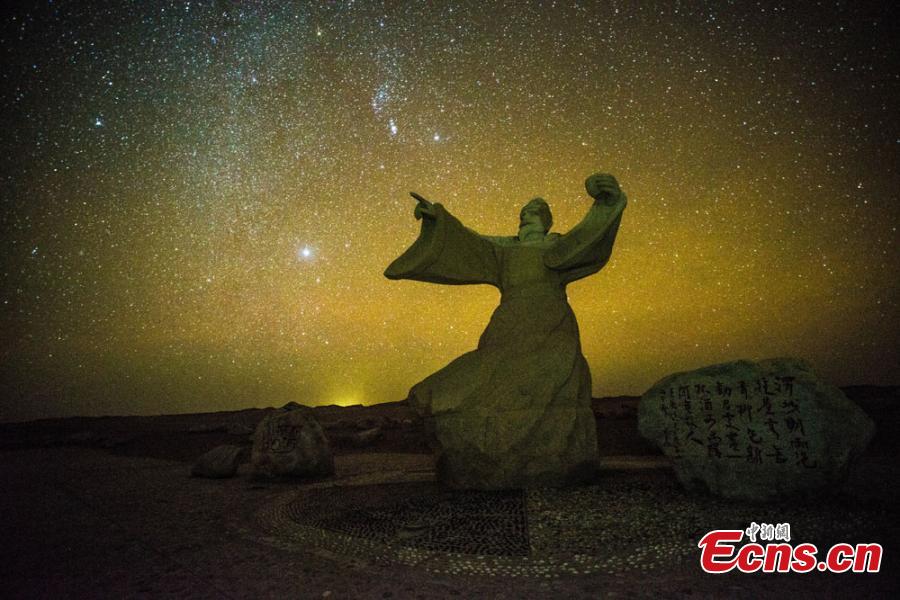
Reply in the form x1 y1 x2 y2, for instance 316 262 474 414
251 407 334 479
638 358 875 500
385 174 627 489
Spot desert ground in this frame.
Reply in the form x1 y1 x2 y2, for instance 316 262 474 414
2 387 898 598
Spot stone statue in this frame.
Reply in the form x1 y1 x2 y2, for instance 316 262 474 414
385 173 627 489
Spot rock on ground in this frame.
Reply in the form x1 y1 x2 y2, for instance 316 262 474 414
638 357 875 500
251 406 334 479
348 427 382 447
191 444 245 478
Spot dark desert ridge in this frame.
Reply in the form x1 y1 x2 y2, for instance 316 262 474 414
2 386 898 598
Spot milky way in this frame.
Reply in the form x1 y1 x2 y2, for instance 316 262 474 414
1 1 897 420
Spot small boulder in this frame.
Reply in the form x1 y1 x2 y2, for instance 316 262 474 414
349 427 383 447
638 357 875 501
191 445 245 479
252 406 334 478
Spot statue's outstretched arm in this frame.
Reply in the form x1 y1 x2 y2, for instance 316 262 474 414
410 192 437 221
410 191 492 236
385 194 500 286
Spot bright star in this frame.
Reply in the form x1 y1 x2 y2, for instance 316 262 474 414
297 245 314 261
389 118 398 136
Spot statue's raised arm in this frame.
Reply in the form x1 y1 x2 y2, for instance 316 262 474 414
384 192 500 287
543 172 628 284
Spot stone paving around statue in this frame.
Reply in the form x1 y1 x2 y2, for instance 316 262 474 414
3 446 897 598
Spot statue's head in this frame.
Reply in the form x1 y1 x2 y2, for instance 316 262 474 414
519 197 552 233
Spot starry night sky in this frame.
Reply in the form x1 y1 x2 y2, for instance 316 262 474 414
1 1 897 421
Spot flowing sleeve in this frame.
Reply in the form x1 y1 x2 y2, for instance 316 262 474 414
543 194 627 285
384 203 500 287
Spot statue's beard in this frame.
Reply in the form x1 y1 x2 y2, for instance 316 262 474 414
518 223 545 240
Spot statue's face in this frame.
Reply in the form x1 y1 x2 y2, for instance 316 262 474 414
519 204 544 230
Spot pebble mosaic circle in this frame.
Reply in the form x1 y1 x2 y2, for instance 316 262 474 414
254 468 896 578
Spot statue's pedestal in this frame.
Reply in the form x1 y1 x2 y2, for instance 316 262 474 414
422 406 600 490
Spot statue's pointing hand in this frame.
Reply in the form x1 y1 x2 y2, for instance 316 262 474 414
585 173 623 206
411 192 437 220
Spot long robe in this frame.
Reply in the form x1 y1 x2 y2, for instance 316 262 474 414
385 196 627 488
